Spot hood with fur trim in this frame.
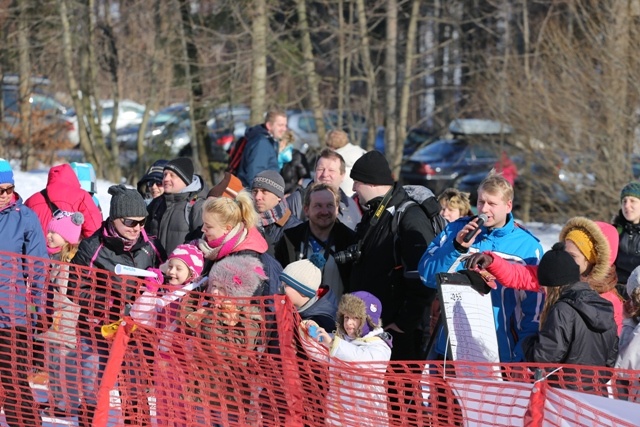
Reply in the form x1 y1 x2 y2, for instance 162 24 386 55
559 217 617 292
207 254 268 297
335 293 382 338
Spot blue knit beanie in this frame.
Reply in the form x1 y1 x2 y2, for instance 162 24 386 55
0 159 14 185
621 182 640 201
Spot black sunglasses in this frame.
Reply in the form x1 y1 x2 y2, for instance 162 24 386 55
147 180 162 188
120 217 147 228
0 186 15 196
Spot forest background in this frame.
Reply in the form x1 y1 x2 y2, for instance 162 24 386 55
1 0 639 223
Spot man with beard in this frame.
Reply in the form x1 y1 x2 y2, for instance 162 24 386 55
276 183 356 299
251 170 301 255
286 148 361 230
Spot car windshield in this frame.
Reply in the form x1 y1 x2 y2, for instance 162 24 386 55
152 110 185 127
414 139 462 159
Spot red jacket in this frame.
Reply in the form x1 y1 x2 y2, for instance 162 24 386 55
25 164 103 239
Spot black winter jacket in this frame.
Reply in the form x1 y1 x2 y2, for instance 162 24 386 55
349 183 437 333
521 282 618 391
613 212 640 287
146 175 207 254
275 221 357 292
69 223 166 339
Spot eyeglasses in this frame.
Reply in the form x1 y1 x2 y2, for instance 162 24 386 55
120 217 147 228
147 180 162 188
0 186 15 196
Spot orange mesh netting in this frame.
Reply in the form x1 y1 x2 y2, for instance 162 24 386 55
0 251 639 426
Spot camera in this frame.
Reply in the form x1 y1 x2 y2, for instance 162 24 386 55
334 244 361 264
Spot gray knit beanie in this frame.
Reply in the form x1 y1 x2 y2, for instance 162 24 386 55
108 184 148 219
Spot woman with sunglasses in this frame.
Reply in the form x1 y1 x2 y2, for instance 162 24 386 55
0 159 48 427
136 159 168 203
68 184 166 427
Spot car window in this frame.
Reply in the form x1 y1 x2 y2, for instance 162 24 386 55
299 116 317 133
415 139 461 158
28 94 61 112
470 144 498 160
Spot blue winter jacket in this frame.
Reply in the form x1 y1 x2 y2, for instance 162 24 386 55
419 213 543 362
0 194 48 328
237 124 280 187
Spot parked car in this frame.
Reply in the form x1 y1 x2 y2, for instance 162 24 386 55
115 103 245 158
2 81 78 146
99 99 151 137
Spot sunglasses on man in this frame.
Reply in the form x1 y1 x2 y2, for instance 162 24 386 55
120 218 147 228
0 186 15 196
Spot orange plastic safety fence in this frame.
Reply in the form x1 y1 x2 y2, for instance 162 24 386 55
0 252 638 427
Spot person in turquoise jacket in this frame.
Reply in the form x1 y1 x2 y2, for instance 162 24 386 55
419 174 543 362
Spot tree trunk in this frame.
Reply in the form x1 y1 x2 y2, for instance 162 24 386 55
355 0 378 151
57 0 101 172
385 0 398 174
137 0 163 178
17 0 32 170
178 0 211 184
295 0 325 148
397 0 420 177
250 0 268 125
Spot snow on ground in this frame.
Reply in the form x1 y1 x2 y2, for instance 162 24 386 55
12 165 562 251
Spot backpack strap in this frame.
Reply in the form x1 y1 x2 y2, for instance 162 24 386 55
41 189 61 215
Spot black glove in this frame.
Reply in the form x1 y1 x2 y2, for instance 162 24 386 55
464 252 494 270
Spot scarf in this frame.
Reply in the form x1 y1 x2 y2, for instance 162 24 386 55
261 198 289 227
278 144 294 170
105 220 138 252
199 223 247 261
47 246 62 256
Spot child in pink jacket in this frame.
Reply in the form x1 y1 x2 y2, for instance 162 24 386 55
465 217 623 335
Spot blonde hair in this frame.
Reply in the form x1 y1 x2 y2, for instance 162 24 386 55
60 242 79 263
539 286 562 329
478 173 513 203
303 182 339 208
265 108 286 125
202 189 258 229
325 130 349 149
438 188 472 217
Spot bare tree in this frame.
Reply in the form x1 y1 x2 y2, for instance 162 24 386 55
295 0 326 147
16 0 34 170
250 0 268 124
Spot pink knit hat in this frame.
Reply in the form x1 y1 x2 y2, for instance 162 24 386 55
48 211 84 245
161 244 204 278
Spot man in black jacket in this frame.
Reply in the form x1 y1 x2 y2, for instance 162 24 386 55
349 150 438 361
275 183 356 299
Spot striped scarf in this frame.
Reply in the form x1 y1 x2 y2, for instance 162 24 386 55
200 223 247 261
260 198 289 227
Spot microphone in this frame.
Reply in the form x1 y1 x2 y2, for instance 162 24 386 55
463 214 488 243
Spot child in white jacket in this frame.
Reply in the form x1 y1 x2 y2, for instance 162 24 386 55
301 291 392 427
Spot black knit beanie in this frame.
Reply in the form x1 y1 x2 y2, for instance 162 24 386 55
108 184 148 219
164 157 194 186
537 242 581 287
350 150 394 185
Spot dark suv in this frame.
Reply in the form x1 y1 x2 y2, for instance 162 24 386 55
400 119 513 196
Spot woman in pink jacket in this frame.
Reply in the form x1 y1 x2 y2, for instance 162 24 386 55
466 217 624 335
